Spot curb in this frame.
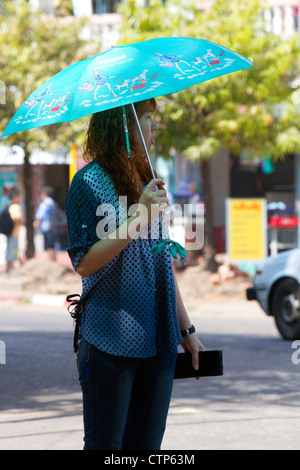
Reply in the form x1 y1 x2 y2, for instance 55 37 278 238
31 294 67 307
0 292 68 307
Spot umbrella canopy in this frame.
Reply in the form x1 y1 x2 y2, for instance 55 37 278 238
1 37 252 138
1 37 252 262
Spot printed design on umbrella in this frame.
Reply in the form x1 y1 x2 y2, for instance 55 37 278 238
13 83 72 126
2 38 252 139
78 67 164 108
157 49 235 80
155 52 205 73
24 83 53 119
77 47 236 110
79 69 118 100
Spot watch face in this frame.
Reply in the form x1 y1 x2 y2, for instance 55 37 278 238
181 325 195 336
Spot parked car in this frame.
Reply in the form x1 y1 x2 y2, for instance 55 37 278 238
246 248 300 340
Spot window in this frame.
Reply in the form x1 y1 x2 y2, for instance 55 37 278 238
92 0 120 14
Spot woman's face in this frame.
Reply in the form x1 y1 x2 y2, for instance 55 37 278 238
134 107 158 154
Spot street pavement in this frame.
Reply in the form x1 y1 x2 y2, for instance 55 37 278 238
0 296 300 451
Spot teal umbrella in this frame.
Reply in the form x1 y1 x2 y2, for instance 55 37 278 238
1 37 252 139
1 37 252 261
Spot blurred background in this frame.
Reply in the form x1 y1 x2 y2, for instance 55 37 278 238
1 1 300 450
0 0 300 275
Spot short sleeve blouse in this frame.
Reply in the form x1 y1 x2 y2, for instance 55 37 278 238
65 161 182 358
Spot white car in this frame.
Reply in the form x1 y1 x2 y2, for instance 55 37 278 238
246 248 300 340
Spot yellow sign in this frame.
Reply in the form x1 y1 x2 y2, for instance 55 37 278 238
69 144 78 185
69 144 87 185
226 198 267 261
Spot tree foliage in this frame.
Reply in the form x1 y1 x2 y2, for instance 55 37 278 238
0 0 99 257
118 0 300 160
0 0 98 150
118 0 300 271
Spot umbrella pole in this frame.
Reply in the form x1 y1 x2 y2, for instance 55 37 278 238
130 103 156 180
130 105 186 264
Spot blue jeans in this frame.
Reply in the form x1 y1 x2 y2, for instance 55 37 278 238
77 338 177 450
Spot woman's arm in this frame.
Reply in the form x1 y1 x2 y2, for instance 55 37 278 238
175 276 205 371
76 178 167 277
76 211 141 276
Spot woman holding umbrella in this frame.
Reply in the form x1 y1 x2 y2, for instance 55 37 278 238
65 97 205 450
1 36 251 451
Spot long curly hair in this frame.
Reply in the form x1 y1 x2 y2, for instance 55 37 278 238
82 98 163 207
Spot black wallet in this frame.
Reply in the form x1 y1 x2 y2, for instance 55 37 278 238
174 350 223 379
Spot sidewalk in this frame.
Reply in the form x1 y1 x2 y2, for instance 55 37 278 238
0 228 253 308
0 252 252 306
0 251 81 306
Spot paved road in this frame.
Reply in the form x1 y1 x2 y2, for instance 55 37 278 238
0 298 299 450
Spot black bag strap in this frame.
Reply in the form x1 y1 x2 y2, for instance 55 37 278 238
66 294 83 353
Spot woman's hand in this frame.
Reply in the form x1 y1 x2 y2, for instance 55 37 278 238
76 178 167 277
181 333 205 380
137 178 168 223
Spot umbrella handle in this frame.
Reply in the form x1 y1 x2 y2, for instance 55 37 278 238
130 103 156 180
122 106 131 158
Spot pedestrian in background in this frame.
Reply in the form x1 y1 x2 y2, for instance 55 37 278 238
66 98 205 450
34 186 56 261
0 184 14 212
5 188 23 272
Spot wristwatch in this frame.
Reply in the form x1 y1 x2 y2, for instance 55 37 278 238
181 324 196 337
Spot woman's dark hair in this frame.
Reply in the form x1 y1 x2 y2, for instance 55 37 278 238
82 99 162 207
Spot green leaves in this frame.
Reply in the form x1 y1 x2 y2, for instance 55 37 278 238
0 0 97 150
275 128 300 158
119 0 300 162
184 139 220 161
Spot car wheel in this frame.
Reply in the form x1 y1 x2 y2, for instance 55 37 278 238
271 279 300 340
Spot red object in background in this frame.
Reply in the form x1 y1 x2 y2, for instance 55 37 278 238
215 226 225 253
268 215 299 228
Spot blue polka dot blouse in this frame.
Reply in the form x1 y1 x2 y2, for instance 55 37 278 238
65 161 182 358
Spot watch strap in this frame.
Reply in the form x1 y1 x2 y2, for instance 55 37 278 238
181 324 196 337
